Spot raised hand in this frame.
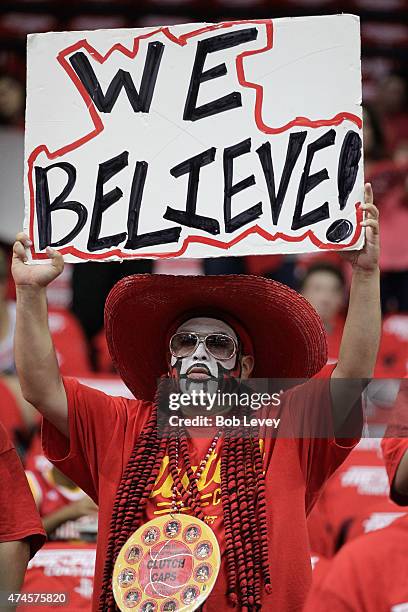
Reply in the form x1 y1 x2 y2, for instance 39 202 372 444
12 233 64 288
343 183 380 273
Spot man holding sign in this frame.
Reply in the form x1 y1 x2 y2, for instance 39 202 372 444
14 14 381 612
12 180 380 611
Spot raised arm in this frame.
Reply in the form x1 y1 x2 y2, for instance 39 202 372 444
12 234 68 437
331 184 381 429
333 184 381 379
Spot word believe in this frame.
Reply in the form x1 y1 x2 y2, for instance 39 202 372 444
35 128 361 252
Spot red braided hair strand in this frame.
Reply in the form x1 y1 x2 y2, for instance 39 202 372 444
99 393 168 611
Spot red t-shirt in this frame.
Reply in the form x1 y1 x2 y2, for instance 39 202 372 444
304 514 408 611
0 421 46 557
307 438 388 556
42 375 359 612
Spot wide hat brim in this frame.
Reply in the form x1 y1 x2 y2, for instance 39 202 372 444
105 274 327 401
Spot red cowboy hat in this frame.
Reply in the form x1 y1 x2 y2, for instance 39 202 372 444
105 274 327 401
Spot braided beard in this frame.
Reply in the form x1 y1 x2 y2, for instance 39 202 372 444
169 354 243 395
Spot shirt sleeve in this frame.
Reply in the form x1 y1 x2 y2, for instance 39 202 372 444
41 377 136 504
286 365 362 513
0 447 46 558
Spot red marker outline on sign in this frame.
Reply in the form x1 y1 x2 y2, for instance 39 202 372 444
27 19 363 260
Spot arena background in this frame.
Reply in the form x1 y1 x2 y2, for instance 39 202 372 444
0 0 407 610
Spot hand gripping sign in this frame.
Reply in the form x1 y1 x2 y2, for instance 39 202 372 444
24 15 364 263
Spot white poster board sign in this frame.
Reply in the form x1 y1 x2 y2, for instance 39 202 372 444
24 15 364 263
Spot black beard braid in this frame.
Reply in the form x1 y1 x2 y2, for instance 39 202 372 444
170 354 243 394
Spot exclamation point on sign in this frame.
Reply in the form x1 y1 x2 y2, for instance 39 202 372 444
325 130 362 243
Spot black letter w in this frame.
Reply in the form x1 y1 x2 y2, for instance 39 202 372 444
69 42 164 113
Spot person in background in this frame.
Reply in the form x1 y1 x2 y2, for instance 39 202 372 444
303 513 408 611
21 444 97 612
300 261 408 376
306 435 397 559
300 262 347 364
0 420 45 602
375 72 408 157
0 70 25 128
304 382 408 611
26 452 98 541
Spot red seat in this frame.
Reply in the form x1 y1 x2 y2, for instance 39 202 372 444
48 308 92 377
93 329 115 374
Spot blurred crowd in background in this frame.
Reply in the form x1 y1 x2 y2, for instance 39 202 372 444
0 0 407 609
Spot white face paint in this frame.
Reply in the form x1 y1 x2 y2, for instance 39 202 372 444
170 317 239 394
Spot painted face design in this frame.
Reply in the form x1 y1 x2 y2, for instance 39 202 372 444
169 317 242 395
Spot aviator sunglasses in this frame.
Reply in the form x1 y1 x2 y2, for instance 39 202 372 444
169 332 238 361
